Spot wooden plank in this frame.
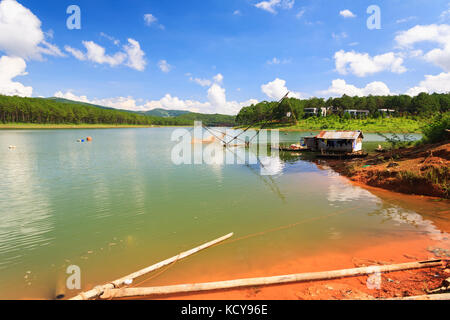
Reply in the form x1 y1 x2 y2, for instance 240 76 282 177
70 232 233 300
100 259 447 299
385 293 450 300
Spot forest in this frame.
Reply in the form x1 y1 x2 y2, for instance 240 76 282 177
235 93 450 125
0 95 236 127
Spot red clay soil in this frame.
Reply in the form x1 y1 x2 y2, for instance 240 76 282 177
118 234 450 301
323 141 450 199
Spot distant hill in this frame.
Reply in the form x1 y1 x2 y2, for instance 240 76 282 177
143 108 191 118
42 97 236 126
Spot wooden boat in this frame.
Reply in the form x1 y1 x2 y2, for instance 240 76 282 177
279 144 310 152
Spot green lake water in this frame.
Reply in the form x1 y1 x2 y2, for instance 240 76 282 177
0 128 447 299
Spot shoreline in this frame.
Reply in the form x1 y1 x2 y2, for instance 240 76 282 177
114 235 450 300
0 124 194 130
320 141 450 199
233 126 422 134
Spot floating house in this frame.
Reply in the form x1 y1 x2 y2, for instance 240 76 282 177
303 131 364 153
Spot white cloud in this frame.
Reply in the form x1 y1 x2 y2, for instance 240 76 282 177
332 32 348 41
440 5 450 22
233 10 241 16
189 73 223 87
254 0 294 14
213 73 224 84
406 72 450 96
339 9 356 18
319 79 391 97
158 60 172 73
54 91 145 111
395 24 450 72
0 0 63 60
396 16 417 24
82 40 127 67
267 57 291 65
54 74 258 115
261 78 302 100
144 14 157 25
124 39 146 71
64 46 85 61
296 9 305 19
100 32 120 46
144 13 165 29
65 38 146 71
190 77 212 87
0 55 32 96
334 50 407 77
267 57 281 65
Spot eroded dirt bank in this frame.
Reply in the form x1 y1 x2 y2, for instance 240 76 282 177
323 141 450 199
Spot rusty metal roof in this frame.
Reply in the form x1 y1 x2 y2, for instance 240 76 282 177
316 131 364 140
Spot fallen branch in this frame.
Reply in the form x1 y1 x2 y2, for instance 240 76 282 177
100 259 447 299
70 232 233 300
385 293 450 300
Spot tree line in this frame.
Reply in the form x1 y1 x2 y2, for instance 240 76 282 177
236 93 450 125
0 95 236 126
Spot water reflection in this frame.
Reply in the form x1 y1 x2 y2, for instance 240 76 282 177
0 134 54 270
213 144 449 243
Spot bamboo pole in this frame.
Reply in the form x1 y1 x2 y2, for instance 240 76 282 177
100 259 447 299
385 293 450 300
70 232 233 300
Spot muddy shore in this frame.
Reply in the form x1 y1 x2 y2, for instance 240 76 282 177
321 141 450 199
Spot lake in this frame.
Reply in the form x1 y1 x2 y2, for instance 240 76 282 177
0 128 447 299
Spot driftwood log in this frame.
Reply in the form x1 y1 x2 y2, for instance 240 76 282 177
70 232 233 300
385 293 450 300
100 259 447 299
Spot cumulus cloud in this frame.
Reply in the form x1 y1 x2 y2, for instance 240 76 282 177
0 55 32 96
339 9 356 18
254 0 295 14
334 50 407 77
261 78 302 100
124 39 146 71
54 75 258 115
406 72 450 96
0 0 63 60
395 24 450 71
319 79 392 97
65 38 146 71
54 91 145 111
82 41 127 66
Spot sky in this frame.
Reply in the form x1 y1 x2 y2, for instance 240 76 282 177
0 0 450 115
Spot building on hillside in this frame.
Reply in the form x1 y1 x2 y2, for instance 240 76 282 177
378 109 396 115
304 107 329 117
344 110 370 117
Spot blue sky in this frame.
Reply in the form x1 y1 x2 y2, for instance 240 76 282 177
0 0 449 114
